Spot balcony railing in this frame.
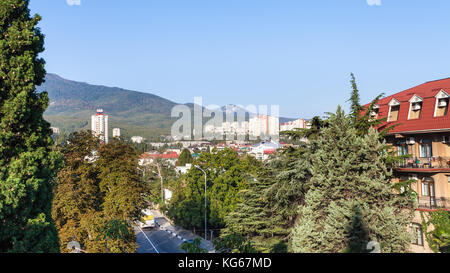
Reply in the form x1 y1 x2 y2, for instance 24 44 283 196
396 157 450 169
417 196 450 210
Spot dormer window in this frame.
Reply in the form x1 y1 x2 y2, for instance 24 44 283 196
369 104 379 120
388 98 400 122
434 89 449 117
370 104 380 119
408 95 423 120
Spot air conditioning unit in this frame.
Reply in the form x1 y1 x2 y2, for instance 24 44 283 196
438 100 448 108
406 137 415 145
443 136 450 144
412 103 422 111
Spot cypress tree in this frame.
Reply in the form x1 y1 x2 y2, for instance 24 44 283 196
178 148 193 166
290 108 415 253
0 0 62 252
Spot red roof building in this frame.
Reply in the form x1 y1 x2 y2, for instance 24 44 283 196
364 78 450 253
364 78 450 134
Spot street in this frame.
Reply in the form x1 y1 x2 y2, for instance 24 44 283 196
135 215 185 253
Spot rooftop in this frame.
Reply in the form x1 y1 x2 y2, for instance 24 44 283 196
364 78 450 134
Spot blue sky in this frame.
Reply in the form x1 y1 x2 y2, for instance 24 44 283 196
29 0 450 119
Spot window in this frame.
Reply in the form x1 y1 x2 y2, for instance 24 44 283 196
410 223 424 246
369 105 379 120
434 90 450 117
419 139 432 158
398 145 409 156
421 178 435 197
408 95 423 120
388 98 401 122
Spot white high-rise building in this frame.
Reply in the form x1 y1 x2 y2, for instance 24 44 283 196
249 114 279 140
91 109 109 143
113 128 121 138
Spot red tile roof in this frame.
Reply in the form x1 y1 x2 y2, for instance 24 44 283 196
140 152 179 159
364 78 450 134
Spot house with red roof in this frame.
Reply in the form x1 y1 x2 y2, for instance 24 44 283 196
139 152 179 166
364 78 450 253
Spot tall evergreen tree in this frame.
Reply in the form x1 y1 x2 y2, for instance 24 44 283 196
178 148 193 166
290 108 415 253
348 73 364 124
0 0 62 252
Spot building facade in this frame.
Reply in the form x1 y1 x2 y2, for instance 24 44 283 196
280 118 309 132
365 78 450 253
91 109 109 144
249 114 279 140
113 128 121 138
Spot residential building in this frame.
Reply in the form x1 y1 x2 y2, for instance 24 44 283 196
131 136 145 144
91 109 109 144
113 128 121 138
249 139 282 160
175 163 193 175
139 152 179 166
365 78 450 253
249 114 279 140
280 118 309 132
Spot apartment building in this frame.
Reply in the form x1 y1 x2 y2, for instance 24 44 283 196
249 114 279 140
91 109 109 144
365 78 450 253
280 118 309 132
112 128 121 138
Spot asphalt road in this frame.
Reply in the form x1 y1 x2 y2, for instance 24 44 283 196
135 215 185 253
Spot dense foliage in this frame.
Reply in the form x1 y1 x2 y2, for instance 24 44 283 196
52 131 148 253
421 209 450 253
0 0 62 253
166 148 261 232
178 148 193 166
290 108 415 253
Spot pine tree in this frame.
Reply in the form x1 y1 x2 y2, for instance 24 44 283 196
348 73 364 124
290 108 415 253
0 0 62 252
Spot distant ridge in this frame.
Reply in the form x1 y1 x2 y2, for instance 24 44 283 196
38 74 297 139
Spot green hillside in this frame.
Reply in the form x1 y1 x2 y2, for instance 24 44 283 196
38 74 296 140
38 74 180 139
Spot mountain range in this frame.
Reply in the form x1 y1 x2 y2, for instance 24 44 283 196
38 74 295 140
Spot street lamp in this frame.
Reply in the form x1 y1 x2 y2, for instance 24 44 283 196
194 165 207 241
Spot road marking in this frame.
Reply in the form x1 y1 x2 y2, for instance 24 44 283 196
137 226 160 253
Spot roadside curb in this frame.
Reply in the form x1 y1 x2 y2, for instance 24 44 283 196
158 222 189 242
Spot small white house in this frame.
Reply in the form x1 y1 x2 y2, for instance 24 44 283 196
131 136 145 144
175 163 192 175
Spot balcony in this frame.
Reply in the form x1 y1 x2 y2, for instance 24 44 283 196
396 157 450 171
417 196 450 210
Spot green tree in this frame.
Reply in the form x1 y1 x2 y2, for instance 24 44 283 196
0 0 62 253
167 149 260 231
52 132 147 253
179 238 208 253
178 148 193 166
214 232 257 253
51 131 100 252
290 108 415 253
421 209 450 253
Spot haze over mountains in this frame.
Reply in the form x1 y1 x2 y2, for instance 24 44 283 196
38 74 295 140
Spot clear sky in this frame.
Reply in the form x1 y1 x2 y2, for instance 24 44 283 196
29 0 450 119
